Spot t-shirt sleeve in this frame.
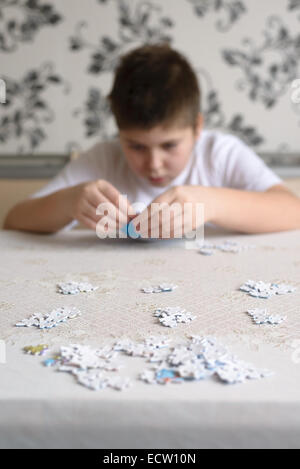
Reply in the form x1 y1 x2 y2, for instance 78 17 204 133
28 166 72 201
27 164 79 231
214 134 282 192
28 142 108 200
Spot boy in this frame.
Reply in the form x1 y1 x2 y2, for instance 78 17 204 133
4 44 300 236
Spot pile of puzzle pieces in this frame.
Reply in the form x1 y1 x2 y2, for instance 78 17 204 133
29 335 274 391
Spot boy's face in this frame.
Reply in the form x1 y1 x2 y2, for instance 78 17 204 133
119 114 203 187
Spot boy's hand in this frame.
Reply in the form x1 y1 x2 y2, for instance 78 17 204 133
68 180 134 232
131 185 214 239
131 184 300 236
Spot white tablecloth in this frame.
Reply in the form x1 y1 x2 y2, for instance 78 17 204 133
0 228 300 449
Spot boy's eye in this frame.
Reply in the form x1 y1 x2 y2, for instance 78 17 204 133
163 143 177 150
130 145 146 151
129 142 177 151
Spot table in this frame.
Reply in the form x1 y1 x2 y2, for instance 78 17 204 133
0 228 300 449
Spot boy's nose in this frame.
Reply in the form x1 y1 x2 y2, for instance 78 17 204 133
147 150 163 171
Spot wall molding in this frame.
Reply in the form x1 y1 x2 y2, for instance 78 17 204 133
0 153 299 180
0 155 69 179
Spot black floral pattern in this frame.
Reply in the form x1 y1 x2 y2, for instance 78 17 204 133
73 88 112 139
188 0 246 32
0 63 68 152
199 69 264 147
0 0 62 52
222 16 300 108
0 1 299 156
288 0 300 20
70 0 174 74
288 0 300 11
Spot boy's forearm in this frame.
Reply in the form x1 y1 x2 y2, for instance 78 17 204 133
208 186 300 233
3 187 74 233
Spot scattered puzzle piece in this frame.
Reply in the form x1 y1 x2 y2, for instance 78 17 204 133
154 307 197 328
16 307 81 330
23 344 49 356
43 358 59 367
73 369 131 391
247 309 287 325
141 283 178 294
198 240 255 256
199 248 214 256
57 282 98 295
240 280 296 299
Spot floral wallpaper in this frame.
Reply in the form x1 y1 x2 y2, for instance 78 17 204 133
0 0 299 156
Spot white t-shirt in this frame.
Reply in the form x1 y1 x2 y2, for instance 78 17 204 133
30 129 282 229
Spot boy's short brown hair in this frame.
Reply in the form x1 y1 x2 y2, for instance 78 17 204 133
108 44 201 130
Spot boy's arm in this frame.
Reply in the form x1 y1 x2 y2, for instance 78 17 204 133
3 180 133 234
133 184 300 236
209 184 300 233
3 187 75 233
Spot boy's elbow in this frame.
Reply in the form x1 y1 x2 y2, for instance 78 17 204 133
3 220 11 230
3 209 15 230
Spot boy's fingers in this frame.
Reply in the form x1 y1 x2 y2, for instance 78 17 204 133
137 200 180 238
81 201 101 223
80 213 97 231
170 209 189 238
133 190 175 227
97 180 135 218
81 200 123 227
87 189 128 226
81 209 120 235
133 193 179 237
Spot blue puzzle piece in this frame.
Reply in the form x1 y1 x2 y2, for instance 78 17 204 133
43 358 57 367
156 369 177 379
120 221 141 239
